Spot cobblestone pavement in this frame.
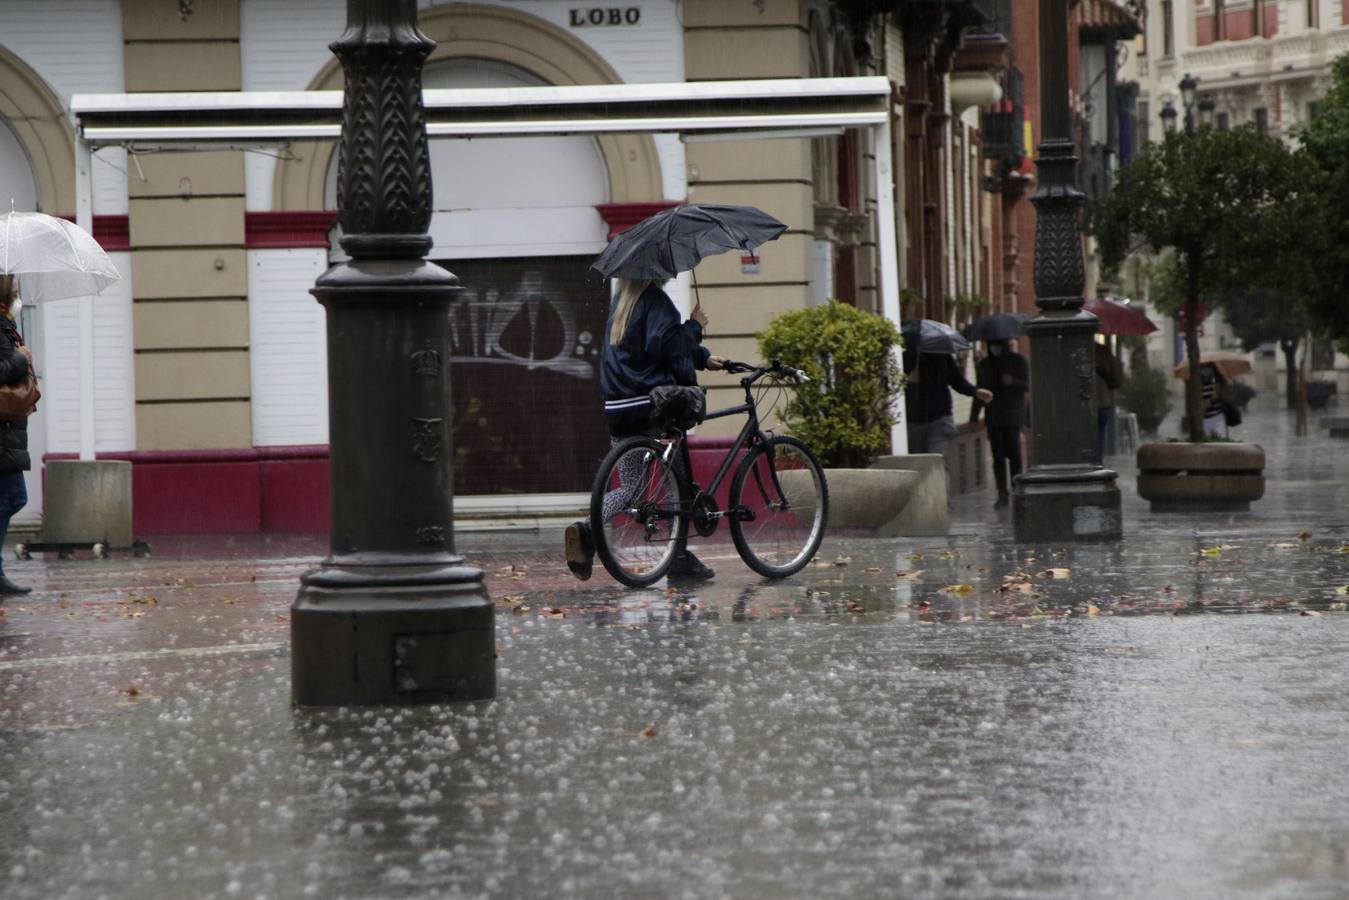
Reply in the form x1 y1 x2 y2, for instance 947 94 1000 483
1 403 1347 899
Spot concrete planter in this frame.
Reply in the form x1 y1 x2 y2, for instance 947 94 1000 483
825 468 921 535
1136 442 1265 512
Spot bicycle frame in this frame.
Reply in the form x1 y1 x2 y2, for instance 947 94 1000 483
663 367 782 516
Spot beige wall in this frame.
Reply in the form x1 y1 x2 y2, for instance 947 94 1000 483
684 0 814 432
123 1 250 450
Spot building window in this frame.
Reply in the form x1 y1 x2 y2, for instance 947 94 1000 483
1138 100 1151 145
1253 107 1268 134
1214 0 1226 40
1308 0 1320 28
1162 0 1174 55
1308 101 1322 120
1217 111 1230 130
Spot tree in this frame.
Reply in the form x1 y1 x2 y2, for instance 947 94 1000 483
1294 53 1349 349
1095 126 1307 442
1221 286 1312 410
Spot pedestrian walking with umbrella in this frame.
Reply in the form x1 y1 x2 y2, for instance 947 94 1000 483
0 211 121 591
564 204 787 583
1083 296 1154 462
0 275 35 594
902 320 991 459
966 313 1029 509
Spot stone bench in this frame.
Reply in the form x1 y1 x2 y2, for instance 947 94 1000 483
1319 416 1349 438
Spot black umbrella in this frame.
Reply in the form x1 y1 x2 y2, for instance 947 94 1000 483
590 204 788 280
962 312 1029 342
902 319 970 355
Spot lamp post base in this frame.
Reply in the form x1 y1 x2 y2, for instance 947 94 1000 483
292 559 495 706
1012 466 1122 543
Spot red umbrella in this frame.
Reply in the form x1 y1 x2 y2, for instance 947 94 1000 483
1084 297 1157 335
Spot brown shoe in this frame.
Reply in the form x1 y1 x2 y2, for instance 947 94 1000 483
564 520 594 581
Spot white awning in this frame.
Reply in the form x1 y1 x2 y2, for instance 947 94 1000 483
66 77 906 457
72 77 891 146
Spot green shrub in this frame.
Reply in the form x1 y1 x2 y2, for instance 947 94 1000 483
1117 366 1172 434
757 301 902 467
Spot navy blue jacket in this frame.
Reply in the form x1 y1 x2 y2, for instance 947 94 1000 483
0 317 31 473
903 349 978 425
599 284 709 418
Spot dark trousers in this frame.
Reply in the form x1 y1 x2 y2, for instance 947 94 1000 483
0 470 27 574
987 426 1023 498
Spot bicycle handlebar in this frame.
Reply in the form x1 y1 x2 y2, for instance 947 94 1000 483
721 360 811 384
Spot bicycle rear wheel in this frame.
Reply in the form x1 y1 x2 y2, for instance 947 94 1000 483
591 437 687 588
729 436 828 578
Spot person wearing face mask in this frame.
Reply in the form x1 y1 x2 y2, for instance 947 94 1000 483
970 338 1029 509
0 276 33 594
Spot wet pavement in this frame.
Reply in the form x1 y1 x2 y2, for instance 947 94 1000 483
2 403 1348 899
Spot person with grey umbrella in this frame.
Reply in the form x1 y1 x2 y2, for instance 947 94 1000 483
903 345 991 457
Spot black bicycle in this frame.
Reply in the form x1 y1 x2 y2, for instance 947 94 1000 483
589 361 829 587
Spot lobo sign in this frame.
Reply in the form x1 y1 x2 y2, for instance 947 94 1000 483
569 7 642 26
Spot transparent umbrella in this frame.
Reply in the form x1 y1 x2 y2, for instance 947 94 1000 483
0 211 121 302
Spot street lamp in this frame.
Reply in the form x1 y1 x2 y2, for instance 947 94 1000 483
1179 73 1198 110
1012 0 1122 541
1197 96 1216 129
1164 74 1201 134
291 0 496 706
1160 100 1179 134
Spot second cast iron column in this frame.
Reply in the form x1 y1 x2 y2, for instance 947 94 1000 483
1011 0 1122 542
291 0 496 705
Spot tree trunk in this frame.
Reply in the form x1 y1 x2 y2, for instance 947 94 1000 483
1280 337 1300 410
1296 330 1310 437
1183 278 1204 444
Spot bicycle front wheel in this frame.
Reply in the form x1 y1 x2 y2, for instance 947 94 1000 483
591 437 687 588
729 436 828 578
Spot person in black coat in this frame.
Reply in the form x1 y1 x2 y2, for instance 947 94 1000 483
566 277 726 582
0 276 32 595
971 339 1030 508
902 348 991 456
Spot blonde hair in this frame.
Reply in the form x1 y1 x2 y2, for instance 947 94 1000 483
609 278 653 345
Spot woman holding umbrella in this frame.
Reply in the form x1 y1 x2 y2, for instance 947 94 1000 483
564 205 785 583
0 276 33 594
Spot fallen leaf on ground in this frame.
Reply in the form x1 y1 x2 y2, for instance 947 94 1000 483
1199 547 1222 557
864 566 882 573
1040 568 1071 579
896 570 923 580
641 724 659 738
846 599 865 613
834 556 852 566
939 584 975 595
1300 610 1323 617
908 553 925 561
1298 531 1313 541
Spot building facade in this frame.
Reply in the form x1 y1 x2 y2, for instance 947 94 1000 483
1118 0 1348 395
0 0 1026 532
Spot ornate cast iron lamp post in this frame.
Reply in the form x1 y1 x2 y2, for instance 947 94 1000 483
1011 0 1122 542
292 0 495 705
